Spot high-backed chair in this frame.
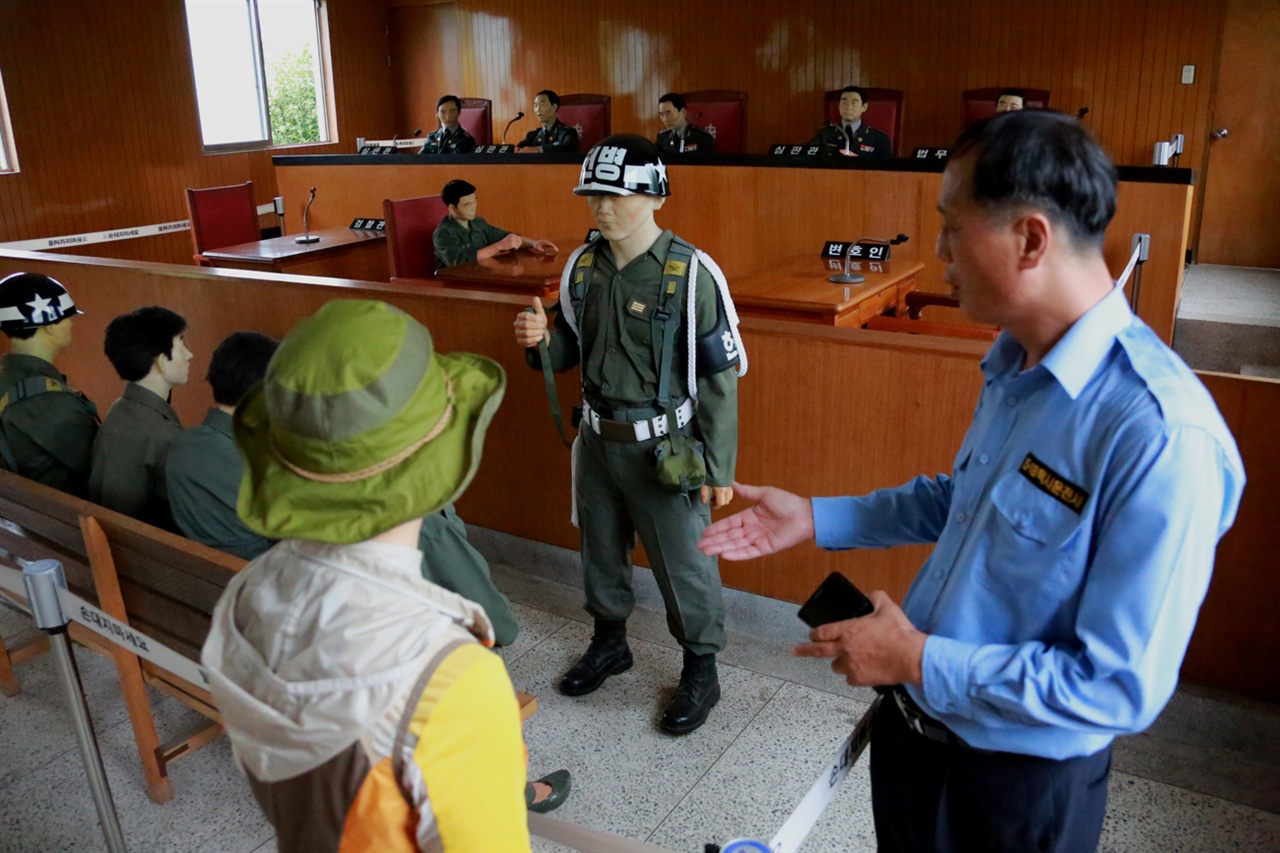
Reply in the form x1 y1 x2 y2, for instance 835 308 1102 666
683 90 747 154
383 194 449 280
556 94 611 150
823 88 905 156
459 98 493 146
962 87 1050 127
184 181 259 266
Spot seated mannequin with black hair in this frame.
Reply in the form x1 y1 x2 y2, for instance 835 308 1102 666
996 89 1026 112
432 179 559 270
515 90 579 152
807 85 892 158
89 306 192 530
419 95 477 155
656 92 716 155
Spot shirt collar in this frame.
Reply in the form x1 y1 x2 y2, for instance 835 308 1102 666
203 407 234 437
981 286 1133 399
122 382 181 421
1 353 64 382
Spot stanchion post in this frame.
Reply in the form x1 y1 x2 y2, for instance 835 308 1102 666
23 559 128 853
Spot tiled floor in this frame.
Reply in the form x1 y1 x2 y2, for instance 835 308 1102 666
3 528 1280 852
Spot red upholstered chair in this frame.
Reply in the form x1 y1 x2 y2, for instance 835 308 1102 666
683 90 747 154
962 87 1050 127
459 98 492 146
383 195 449 280
823 88 905 156
184 181 259 266
556 94 611 150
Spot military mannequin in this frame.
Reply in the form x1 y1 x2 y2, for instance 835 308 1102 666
419 95 477 155
515 90 580 153
0 272 99 496
513 134 747 735
656 92 717 156
808 85 892 158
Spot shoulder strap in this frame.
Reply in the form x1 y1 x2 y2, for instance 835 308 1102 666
0 374 74 416
655 237 696 412
390 636 473 806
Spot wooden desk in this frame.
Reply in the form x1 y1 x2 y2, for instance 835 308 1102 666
203 227 389 281
424 245 572 298
733 256 924 327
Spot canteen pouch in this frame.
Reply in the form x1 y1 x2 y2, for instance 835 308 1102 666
652 433 706 503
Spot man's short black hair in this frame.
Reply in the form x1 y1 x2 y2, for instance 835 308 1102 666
436 94 462 112
998 89 1027 103
951 111 1117 250
441 179 477 208
103 306 187 382
840 85 868 103
207 331 278 407
535 89 560 108
658 92 686 112
3 326 37 341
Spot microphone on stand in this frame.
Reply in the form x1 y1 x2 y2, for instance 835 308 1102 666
502 112 525 144
1076 107 1090 120
295 187 320 244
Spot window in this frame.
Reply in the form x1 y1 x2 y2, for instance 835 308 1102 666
0 66 17 173
184 0 332 151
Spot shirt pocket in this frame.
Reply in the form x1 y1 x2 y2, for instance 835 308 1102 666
980 468 1087 598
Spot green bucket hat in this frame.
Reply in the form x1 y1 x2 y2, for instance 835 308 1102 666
234 300 506 544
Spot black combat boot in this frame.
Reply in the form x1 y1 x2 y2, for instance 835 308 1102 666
659 649 720 735
558 619 633 696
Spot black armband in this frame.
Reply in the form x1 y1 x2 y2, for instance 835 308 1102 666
696 308 741 376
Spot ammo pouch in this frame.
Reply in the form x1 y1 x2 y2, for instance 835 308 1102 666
652 433 706 499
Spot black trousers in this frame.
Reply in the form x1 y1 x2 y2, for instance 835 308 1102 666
869 697 1112 853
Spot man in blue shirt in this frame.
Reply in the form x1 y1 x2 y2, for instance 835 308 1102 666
699 111 1245 852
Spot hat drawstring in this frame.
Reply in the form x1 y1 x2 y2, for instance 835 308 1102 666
271 373 455 484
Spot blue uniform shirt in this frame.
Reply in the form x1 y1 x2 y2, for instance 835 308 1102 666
812 286 1245 759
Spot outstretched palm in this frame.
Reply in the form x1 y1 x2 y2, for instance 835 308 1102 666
697 482 814 560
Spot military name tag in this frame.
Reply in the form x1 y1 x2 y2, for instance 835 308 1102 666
1019 453 1089 513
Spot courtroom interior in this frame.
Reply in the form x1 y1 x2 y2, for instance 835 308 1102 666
1 1 1278 851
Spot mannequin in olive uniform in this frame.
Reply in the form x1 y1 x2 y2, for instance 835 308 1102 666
89 307 191 531
656 92 717 156
419 95 477 155
434 179 559 270
167 331 278 560
0 272 98 496
808 85 893 158
514 134 742 735
516 90 580 153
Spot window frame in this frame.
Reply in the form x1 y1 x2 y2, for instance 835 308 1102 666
185 0 335 154
0 65 18 174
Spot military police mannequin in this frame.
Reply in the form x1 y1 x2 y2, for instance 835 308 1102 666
513 134 748 735
433 179 559 269
656 92 717 155
419 94 477 155
807 85 892 157
515 90 580 153
0 272 99 496
996 89 1027 112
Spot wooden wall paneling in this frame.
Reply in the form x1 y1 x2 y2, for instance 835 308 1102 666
2 248 1272 701
0 0 395 265
1181 373 1280 703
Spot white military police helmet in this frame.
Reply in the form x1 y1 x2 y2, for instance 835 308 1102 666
0 272 84 332
574 133 670 197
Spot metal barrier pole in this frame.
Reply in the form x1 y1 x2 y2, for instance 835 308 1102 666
23 559 128 853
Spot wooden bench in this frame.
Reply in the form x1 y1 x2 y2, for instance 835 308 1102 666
0 470 536 804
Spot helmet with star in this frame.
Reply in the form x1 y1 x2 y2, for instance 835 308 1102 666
574 133 670 197
0 272 84 332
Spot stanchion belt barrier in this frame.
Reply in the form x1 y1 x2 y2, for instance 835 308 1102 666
1 560 877 852
0 203 279 252
0 561 208 688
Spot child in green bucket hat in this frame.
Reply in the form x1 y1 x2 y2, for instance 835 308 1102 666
202 300 567 850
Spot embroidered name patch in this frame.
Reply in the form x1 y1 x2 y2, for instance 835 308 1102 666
1018 454 1089 513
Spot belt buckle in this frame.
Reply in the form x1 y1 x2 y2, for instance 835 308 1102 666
652 414 669 437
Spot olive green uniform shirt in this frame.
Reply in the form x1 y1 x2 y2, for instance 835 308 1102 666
166 408 273 561
537 230 739 485
433 215 510 270
0 353 99 496
89 382 182 530
418 503 519 647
